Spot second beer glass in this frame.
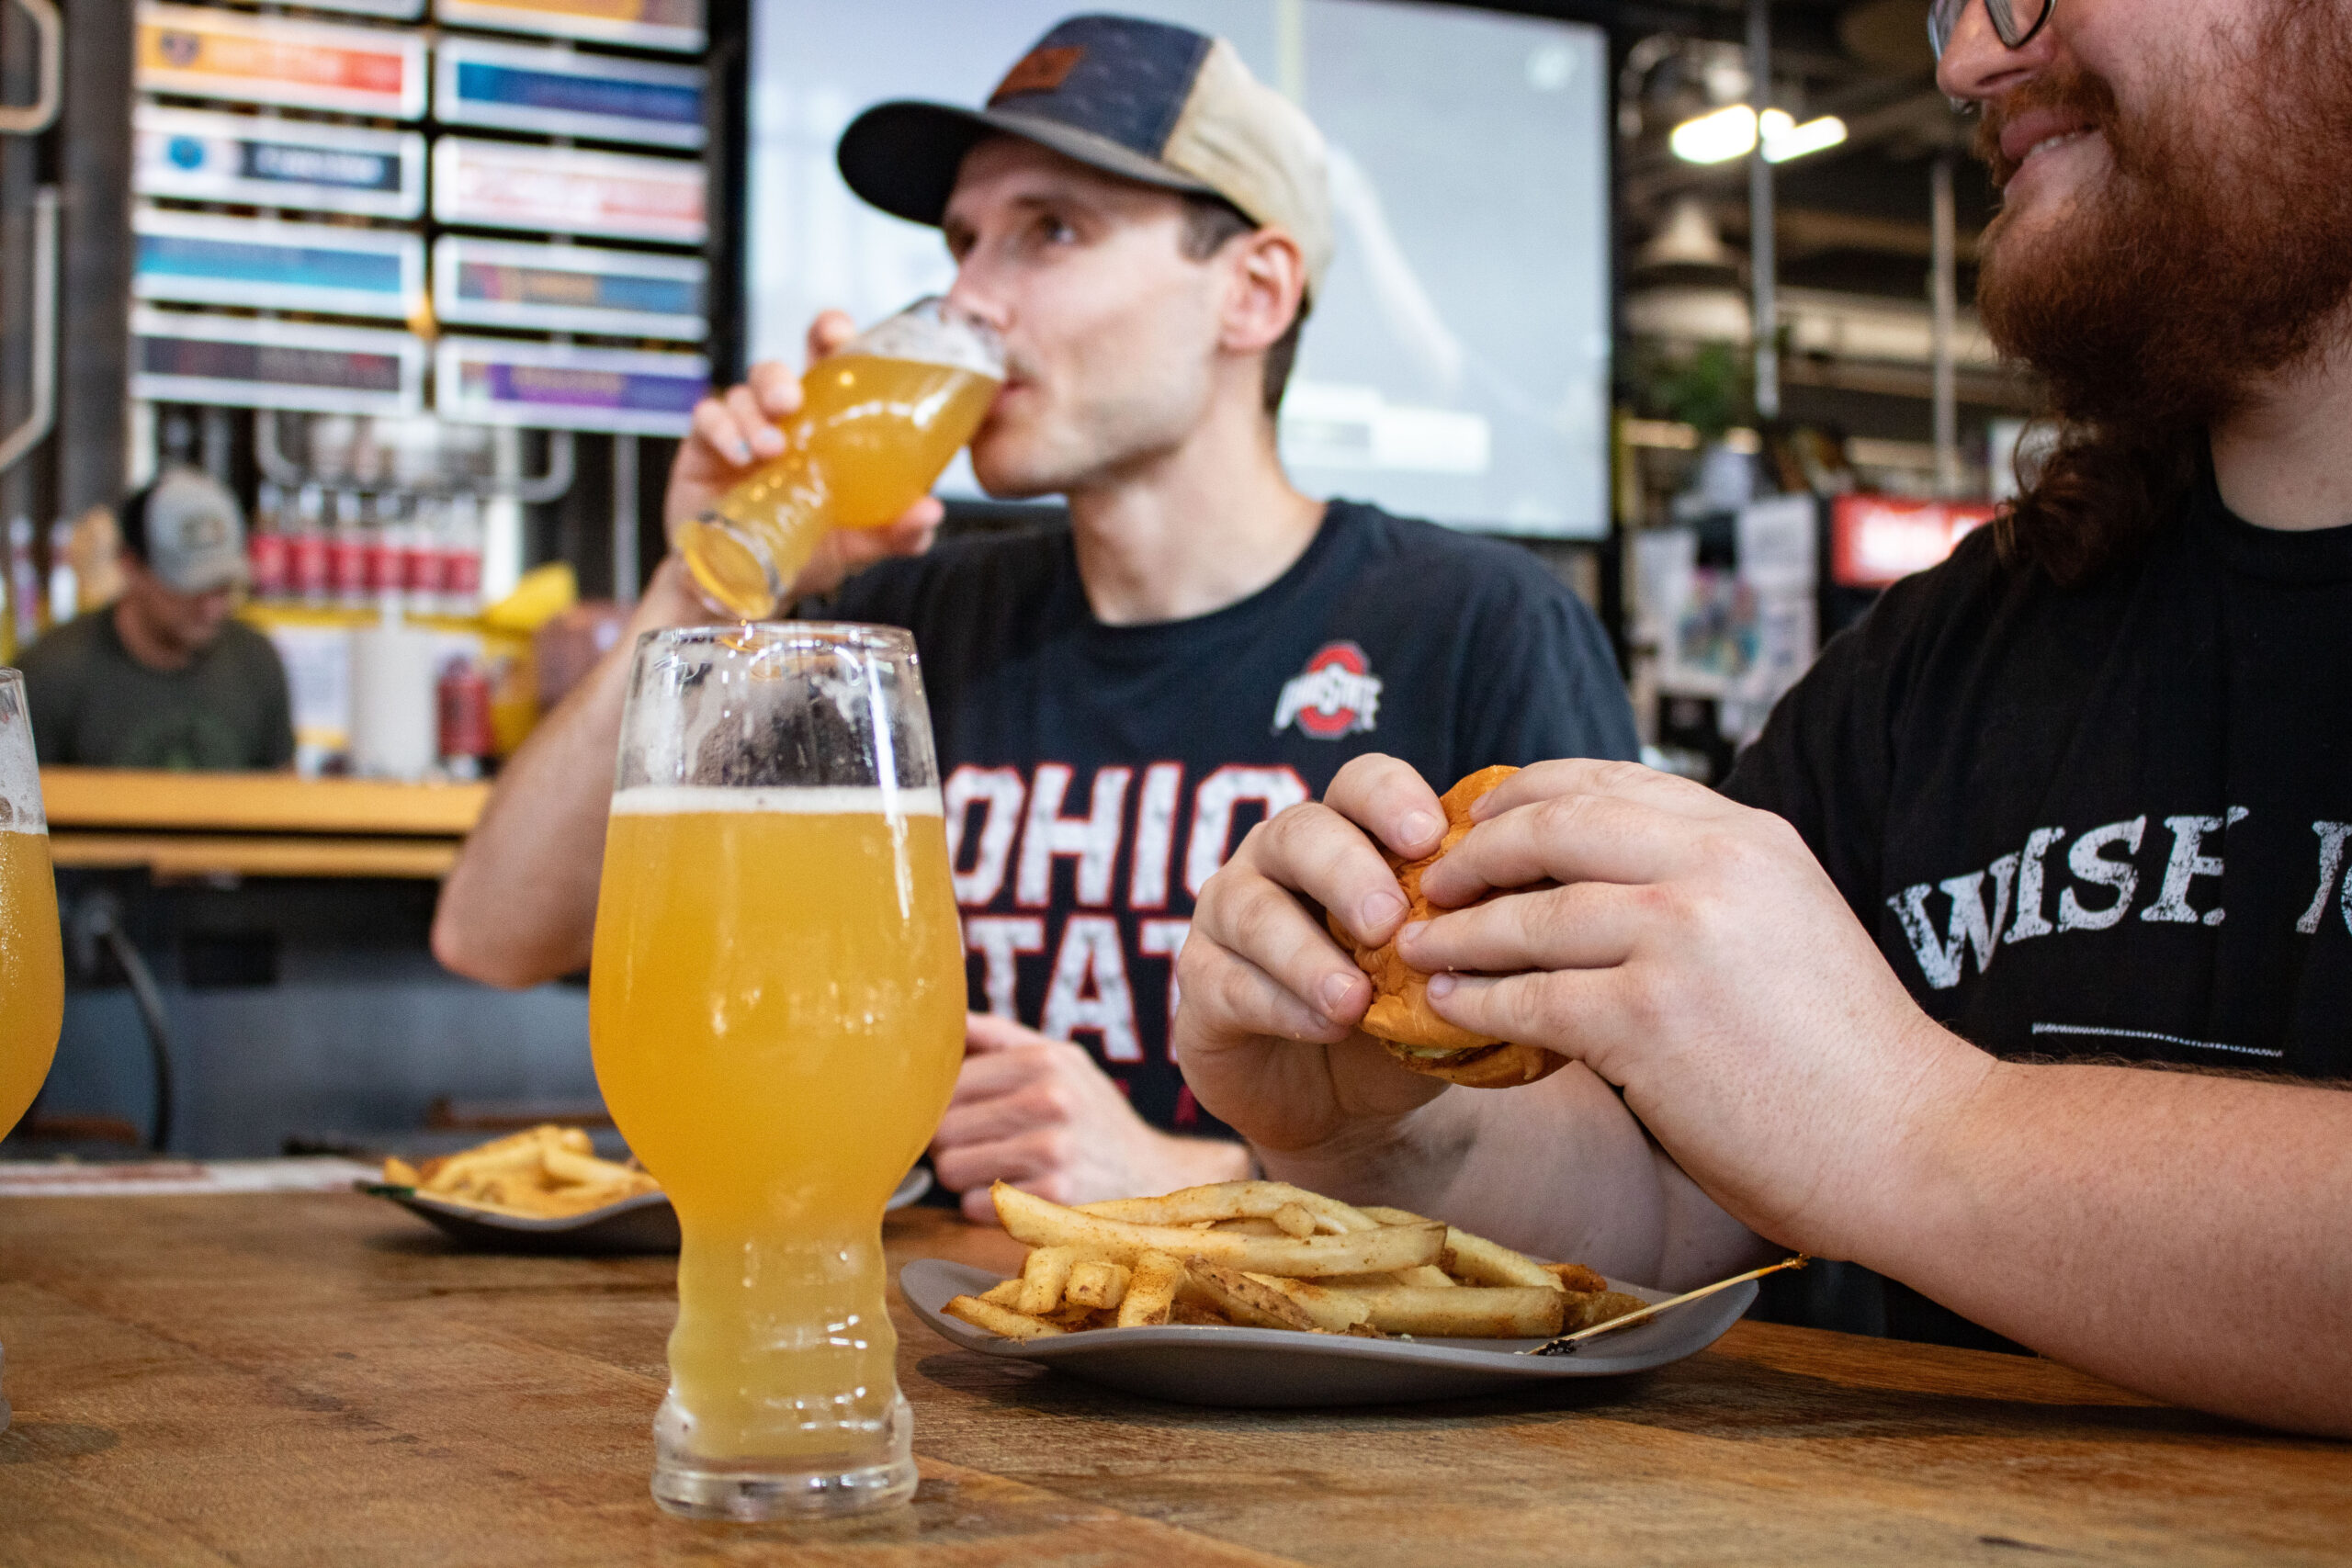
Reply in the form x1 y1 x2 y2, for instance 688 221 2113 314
676 297 1003 620
588 625 964 1519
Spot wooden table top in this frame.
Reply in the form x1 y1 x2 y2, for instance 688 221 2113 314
1 1191 2345 1566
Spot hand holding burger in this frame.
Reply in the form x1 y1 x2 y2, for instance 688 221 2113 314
1327 765 1566 1089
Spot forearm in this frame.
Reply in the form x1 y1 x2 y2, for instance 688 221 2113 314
431 564 704 987
1258 1063 1768 1288
1873 1058 2352 1435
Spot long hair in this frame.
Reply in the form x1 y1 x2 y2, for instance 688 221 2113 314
1994 424 2202 587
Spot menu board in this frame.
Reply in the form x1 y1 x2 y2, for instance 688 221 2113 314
136 4 428 120
432 237 706 339
132 310 424 416
134 209 424 320
134 107 425 220
434 0 704 53
434 37 705 148
432 138 705 243
435 337 706 434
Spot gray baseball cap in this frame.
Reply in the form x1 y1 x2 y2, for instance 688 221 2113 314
135 468 248 594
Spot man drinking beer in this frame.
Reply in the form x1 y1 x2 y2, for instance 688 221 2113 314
434 14 1635 1220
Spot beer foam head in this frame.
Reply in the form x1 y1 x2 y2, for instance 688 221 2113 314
0 672 42 834
849 298 1003 379
610 784 944 818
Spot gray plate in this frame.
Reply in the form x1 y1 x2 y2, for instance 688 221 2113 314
359 1166 933 1255
900 1258 1753 1407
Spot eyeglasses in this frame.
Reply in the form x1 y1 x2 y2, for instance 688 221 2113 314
1928 0 2055 58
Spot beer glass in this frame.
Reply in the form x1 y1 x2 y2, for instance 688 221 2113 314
589 625 964 1519
0 669 64 1434
675 297 1003 621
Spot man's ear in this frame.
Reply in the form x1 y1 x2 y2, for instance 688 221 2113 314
1221 228 1306 357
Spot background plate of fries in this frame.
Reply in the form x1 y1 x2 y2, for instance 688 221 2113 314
358 1124 932 1254
900 1181 1755 1407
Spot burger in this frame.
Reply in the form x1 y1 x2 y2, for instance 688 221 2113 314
1328 764 1566 1089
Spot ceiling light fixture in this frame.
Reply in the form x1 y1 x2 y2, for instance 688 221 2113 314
1668 106 1849 164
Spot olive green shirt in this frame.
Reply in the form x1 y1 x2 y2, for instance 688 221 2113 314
17 610 294 771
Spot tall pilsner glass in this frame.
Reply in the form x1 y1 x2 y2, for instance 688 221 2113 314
0 669 65 1432
589 625 964 1519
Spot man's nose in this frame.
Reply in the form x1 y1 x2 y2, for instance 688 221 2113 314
944 265 1012 337
1937 0 2055 103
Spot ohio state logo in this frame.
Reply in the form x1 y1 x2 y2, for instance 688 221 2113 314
1273 640 1384 739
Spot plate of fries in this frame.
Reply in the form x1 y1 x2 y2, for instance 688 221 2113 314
901 1181 1753 1406
360 1124 932 1254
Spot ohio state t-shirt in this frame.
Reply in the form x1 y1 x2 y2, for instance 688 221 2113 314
1724 459 2352 1345
820 500 1637 1133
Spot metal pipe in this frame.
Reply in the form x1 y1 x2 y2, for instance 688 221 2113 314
0 0 62 137
1930 154 1961 495
0 186 58 476
1747 0 1779 423
611 434 639 604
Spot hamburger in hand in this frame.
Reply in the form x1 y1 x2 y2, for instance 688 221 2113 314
1328 765 1566 1089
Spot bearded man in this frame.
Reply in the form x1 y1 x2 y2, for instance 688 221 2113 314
1173 0 2352 1435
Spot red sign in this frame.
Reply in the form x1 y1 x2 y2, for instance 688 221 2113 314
1829 494 1997 589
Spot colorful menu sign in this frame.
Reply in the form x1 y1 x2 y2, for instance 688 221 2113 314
435 337 706 434
132 310 424 416
432 138 705 243
435 37 705 148
133 107 425 219
434 0 703 53
134 209 425 320
432 237 706 339
136 4 428 120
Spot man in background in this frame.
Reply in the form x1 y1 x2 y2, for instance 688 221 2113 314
18 467 292 771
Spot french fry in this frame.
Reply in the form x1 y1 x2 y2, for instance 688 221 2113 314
1347 1285 1567 1338
1565 1290 1650 1332
1080 1180 1378 1234
1546 1262 1609 1294
1246 1273 1375 1334
944 1294 1068 1339
1208 1217 1285 1235
1017 1246 1078 1316
1181 1259 1322 1331
543 1145 639 1188
1396 1266 1458 1288
1171 1299 1234 1326
1117 1250 1185 1327
1364 1205 1560 1292
1270 1202 1317 1238
995 1183 1442 1277
1065 1259 1129 1310
382 1156 422 1187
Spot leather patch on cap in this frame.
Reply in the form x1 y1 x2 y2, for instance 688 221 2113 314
990 45 1083 102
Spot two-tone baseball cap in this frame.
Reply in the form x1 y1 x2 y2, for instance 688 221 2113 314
837 13 1334 299
132 468 248 594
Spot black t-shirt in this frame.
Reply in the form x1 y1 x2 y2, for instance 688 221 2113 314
825 500 1638 1133
1724 464 2352 1345
19 610 294 771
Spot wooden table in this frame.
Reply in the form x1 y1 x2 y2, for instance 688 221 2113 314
1 1193 2345 1566
39 768 491 880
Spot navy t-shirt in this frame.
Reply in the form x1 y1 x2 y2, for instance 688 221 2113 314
821 500 1638 1134
1724 463 2352 1345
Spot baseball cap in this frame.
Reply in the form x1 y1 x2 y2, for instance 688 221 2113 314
128 468 248 594
837 13 1334 299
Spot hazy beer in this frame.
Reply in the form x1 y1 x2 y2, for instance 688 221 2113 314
677 299 1003 619
589 624 962 1518
0 824 61 1137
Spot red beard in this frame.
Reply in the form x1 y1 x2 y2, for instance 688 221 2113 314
1975 2 2352 435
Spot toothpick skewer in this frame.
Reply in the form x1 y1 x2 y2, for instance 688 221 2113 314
1526 1256 1809 1356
